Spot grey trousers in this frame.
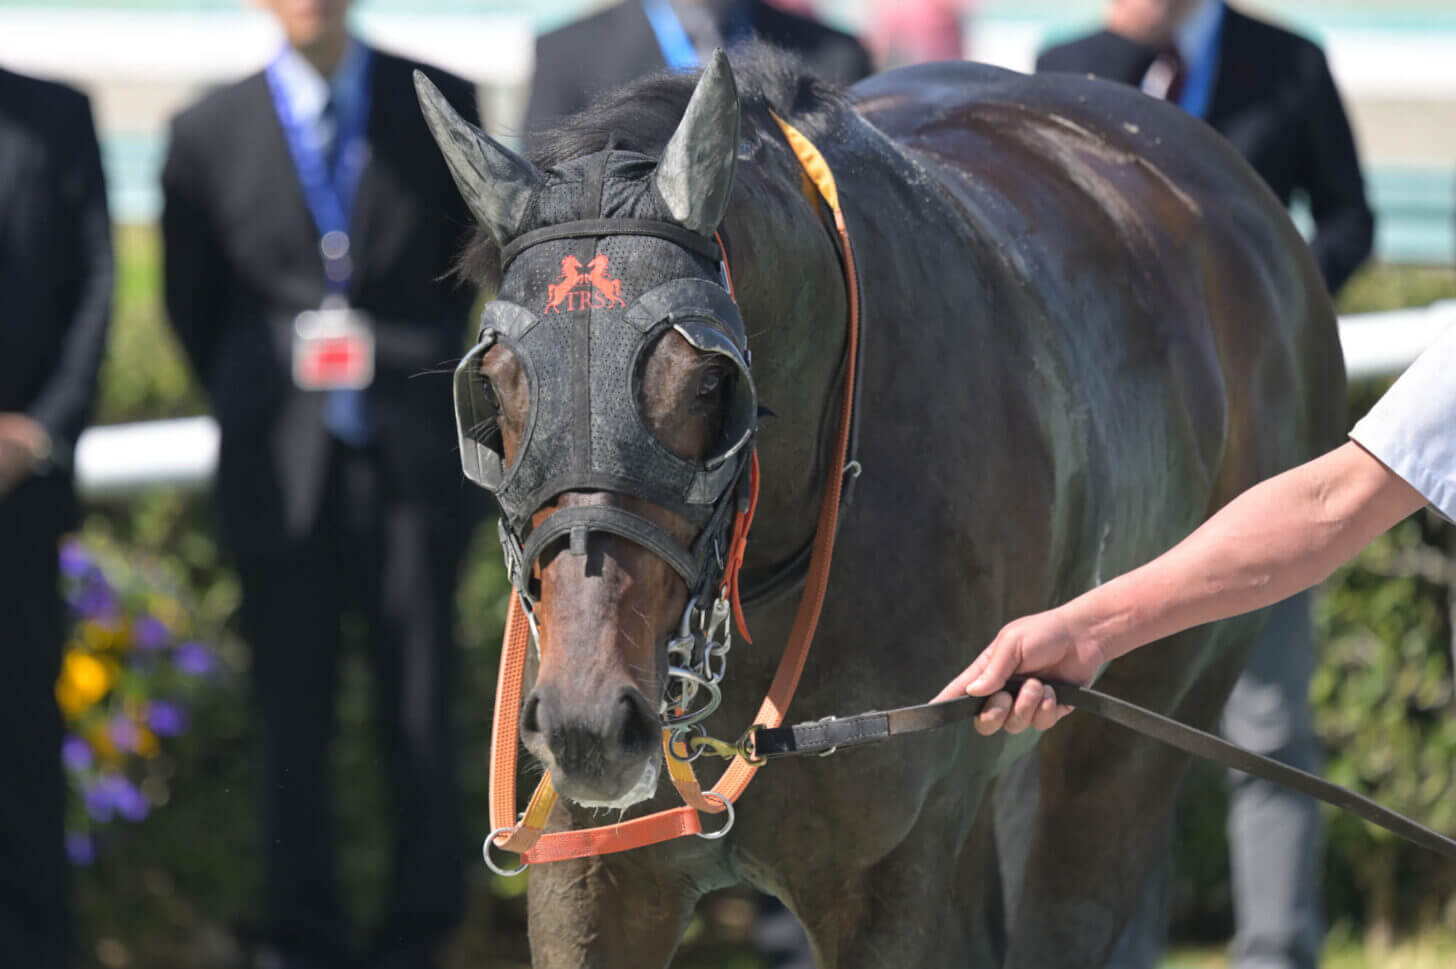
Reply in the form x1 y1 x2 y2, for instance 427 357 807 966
1108 592 1323 969
1222 591 1324 969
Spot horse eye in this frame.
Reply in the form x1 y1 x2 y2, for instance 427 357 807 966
478 374 500 410
697 364 725 399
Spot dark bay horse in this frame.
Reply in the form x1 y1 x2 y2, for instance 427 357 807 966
418 47 1343 968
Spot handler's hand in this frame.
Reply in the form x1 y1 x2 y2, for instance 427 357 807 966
0 414 50 500
930 609 1105 735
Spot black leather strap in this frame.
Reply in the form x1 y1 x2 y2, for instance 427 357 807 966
747 677 1456 859
522 505 700 586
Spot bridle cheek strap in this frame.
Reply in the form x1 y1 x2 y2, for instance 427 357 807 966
487 454 759 858
488 114 859 863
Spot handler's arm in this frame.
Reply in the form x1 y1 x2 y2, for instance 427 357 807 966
1081 442 1419 660
938 441 1427 733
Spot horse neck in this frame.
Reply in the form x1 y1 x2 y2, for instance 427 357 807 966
723 162 851 581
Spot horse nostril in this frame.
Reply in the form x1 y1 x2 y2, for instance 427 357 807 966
521 692 543 737
612 689 658 758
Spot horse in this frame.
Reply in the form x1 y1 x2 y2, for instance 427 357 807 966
416 46 1344 968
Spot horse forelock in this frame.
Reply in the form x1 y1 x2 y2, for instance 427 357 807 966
453 42 852 291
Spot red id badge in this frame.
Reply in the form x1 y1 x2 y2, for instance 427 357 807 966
292 306 375 390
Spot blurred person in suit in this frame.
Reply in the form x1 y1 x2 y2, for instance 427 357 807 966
1038 4 1374 968
0 65 113 969
160 1 481 966
523 0 873 137
1038 0 1372 292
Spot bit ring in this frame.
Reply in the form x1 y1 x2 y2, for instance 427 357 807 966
482 827 528 877
695 791 735 840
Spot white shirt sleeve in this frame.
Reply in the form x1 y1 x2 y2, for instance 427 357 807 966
1349 321 1456 522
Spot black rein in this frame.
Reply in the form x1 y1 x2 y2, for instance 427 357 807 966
744 676 1456 860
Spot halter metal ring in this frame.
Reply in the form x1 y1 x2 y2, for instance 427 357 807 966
482 827 529 877
668 723 708 763
661 667 722 728
695 791 735 840
675 598 702 638
706 642 731 683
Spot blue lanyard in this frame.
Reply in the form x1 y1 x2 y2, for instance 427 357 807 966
1178 2 1224 119
642 0 701 71
265 47 374 291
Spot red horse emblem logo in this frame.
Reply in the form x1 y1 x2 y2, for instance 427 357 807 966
544 252 627 313
544 255 585 314
586 254 626 308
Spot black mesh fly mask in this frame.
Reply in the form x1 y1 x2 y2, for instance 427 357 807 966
453 150 757 627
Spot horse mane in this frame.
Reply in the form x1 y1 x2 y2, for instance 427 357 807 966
455 43 849 290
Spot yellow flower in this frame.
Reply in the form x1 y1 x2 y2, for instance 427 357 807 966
55 650 115 718
118 702 161 757
134 725 159 758
82 620 126 652
84 724 121 765
56 683 84 720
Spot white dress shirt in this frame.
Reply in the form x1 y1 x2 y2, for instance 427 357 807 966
269 38 369 161
1141 0 1224 119
1350 322 1456 522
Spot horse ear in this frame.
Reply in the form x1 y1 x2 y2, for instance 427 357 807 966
653 50 740 236
413 70 541 246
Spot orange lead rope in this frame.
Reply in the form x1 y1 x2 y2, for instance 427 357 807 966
484 114 860 869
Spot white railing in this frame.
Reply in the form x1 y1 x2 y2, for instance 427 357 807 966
1336 300 1455 381
76 415 219 499
74 302 1456 500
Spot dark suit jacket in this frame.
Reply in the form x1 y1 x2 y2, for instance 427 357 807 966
1037 5 1374 292
162 48 480 560
0 68 113 538
524 0 873 135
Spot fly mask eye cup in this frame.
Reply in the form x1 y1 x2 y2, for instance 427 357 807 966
453 300 539 493
452 263 757 598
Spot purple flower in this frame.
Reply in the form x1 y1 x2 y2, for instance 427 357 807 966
110 778 149 822
148 701 188 737
65 831 96 866
174 642 219 677
59 541 94 579
107 717 141 753
83 782 114 822
87 774 148 823
75 585 119 621
132 616 170 651
61 735 93 772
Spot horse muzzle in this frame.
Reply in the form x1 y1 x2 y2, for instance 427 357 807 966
520 680 663 808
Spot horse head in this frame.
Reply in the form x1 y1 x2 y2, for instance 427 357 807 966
416 55 756 808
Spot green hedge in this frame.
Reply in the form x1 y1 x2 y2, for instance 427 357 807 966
70 228 1456 967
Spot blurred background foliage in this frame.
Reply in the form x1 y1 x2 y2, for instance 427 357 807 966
72 227 1456 968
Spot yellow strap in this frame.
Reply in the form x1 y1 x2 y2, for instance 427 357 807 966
494 773 559 853
771 112 840 214
522 774 559 830
663 729 718 812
